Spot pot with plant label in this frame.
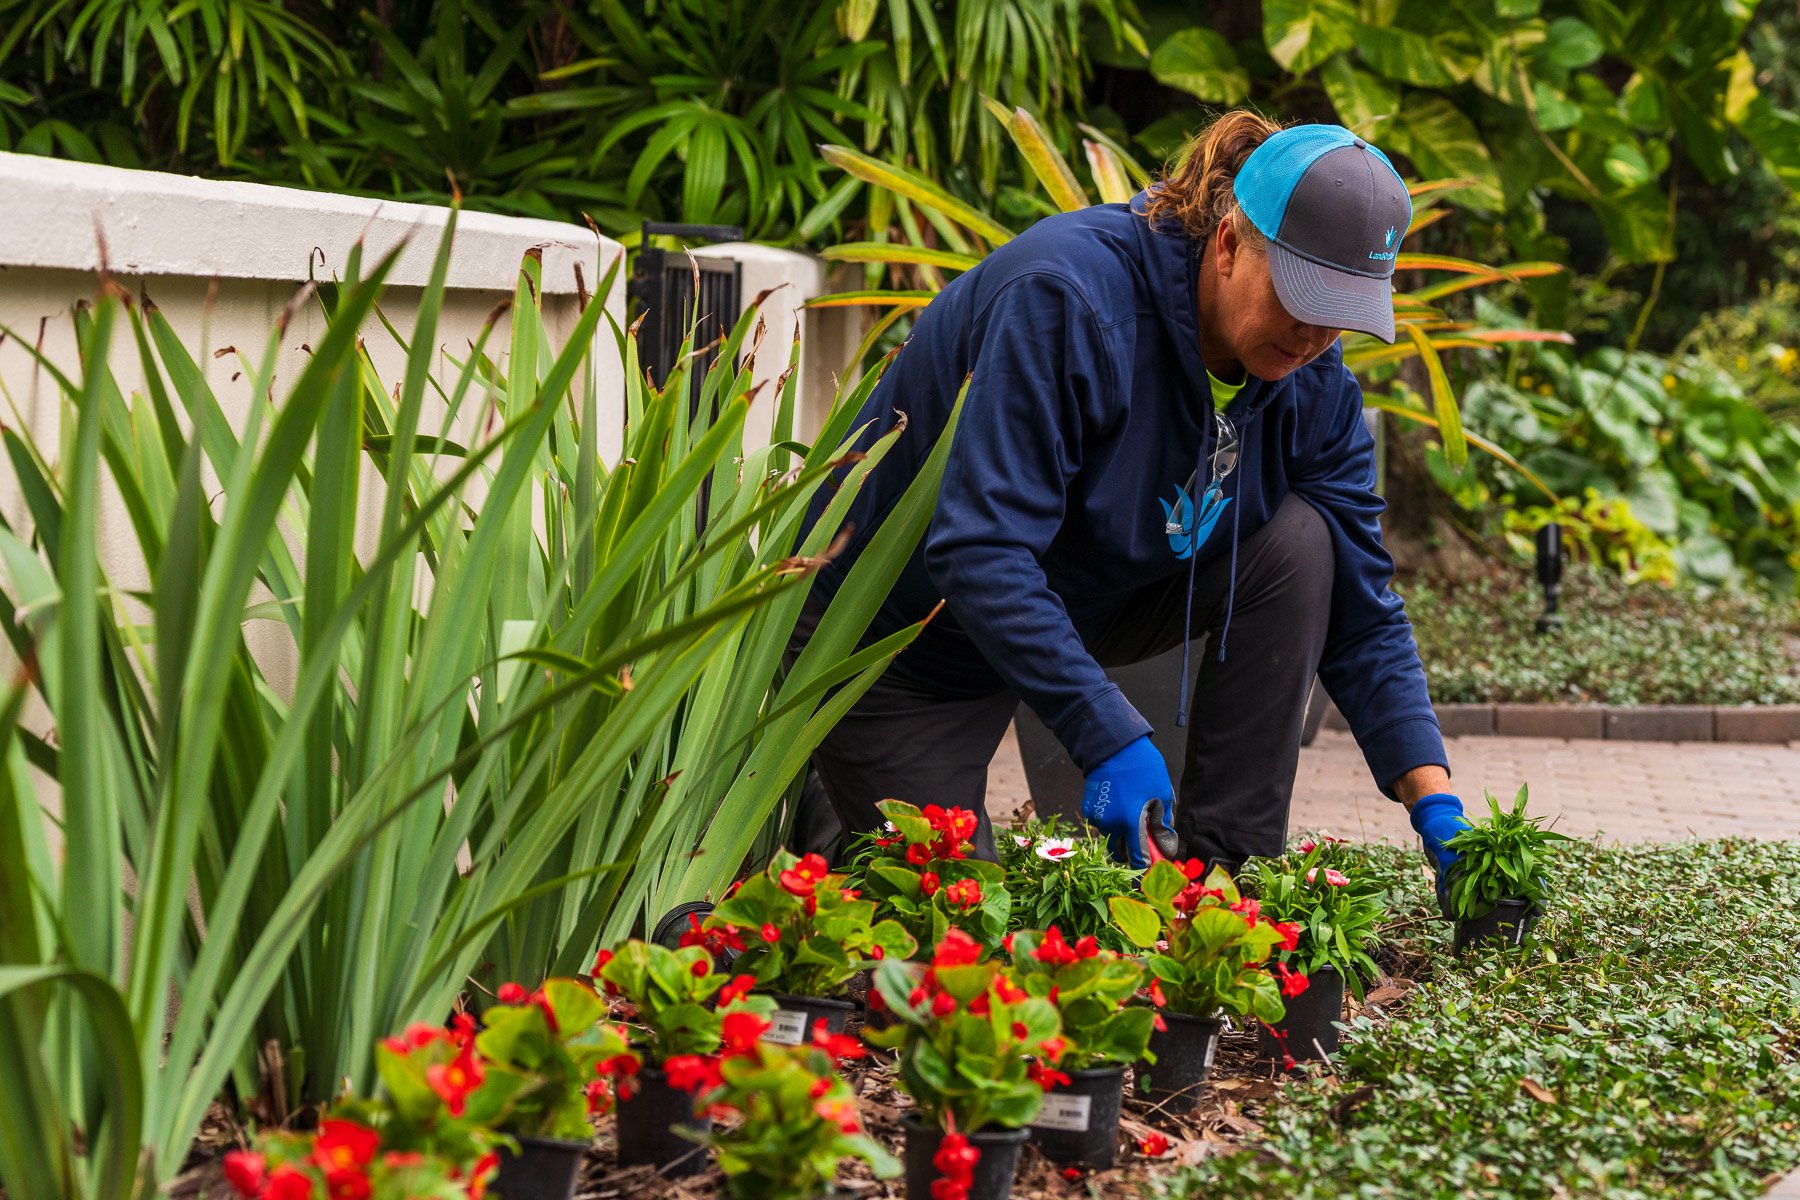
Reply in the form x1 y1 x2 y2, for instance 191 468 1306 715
700 848 915 1047
593 941 775 1179
1442 786 1568 954
1247 837 1385 1065
1006 927 1152 1166
1110 859 1299 1112
867 929 1065 1200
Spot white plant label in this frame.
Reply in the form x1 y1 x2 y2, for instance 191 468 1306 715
766 1008 809 1046
1203 1036 1217 1072
1032 1093 1092 1132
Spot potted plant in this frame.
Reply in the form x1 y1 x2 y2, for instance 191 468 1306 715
348 981 637 1200
224 1118 495 1200
476 980 641 1198
593 940 774 1178
867 929 1065 1200
1246 838 1385 1066
667 1011 901 1198
704 849 916 1042
1004 927 1153 1167
1443 786 1572 953
999 820 1143 953
1109 860 1303 1112
847 801 1012 953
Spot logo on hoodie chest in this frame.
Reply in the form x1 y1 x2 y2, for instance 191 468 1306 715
1160 482 1231 560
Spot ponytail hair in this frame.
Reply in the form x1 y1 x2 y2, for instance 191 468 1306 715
1143 109 1290 253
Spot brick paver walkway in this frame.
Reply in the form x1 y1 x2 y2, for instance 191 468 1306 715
988 726 1800 844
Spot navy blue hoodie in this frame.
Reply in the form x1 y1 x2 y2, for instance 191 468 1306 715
802 191 1447 796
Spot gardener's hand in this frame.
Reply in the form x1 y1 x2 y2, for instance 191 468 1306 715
1082 735 1180 868
1409 792 1471 918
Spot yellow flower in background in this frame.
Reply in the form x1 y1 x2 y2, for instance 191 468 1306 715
1537 383 1554 396
1520 374 1535 388
1663 373 1678 391
1776 346 1797 375
1737 354 1751 371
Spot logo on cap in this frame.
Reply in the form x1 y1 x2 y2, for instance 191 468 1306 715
1370 225 1399 262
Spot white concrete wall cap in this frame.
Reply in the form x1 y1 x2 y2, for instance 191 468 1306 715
0 151 619 294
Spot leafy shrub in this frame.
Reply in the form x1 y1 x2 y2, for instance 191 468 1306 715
704 850 916 999
868 930 1065 1133
999 818 1142 953
1400 565 1800 705
1109 860 1299 1024
1003 927 1153 1071
668 1014 899 1200
847 801 1012 951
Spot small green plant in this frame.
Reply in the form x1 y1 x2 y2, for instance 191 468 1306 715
1003 928 1153 1071
1443 786 1574 921
1247 838 1385 1002
847 801 1011 951
867 929 1065 1132
593 941 773 1063
1109 860 1300 1024
703 850 916 999
671 1014 901 1200
999 819 1142 953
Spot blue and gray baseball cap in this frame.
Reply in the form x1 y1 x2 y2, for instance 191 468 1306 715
1232 124 1412 344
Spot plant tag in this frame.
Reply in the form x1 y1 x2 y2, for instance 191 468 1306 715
766 1008 810 1046
1032 1093 1092 1132
1203 1036 1217 1072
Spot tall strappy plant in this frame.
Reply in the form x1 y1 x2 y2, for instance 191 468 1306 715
0 213 955 1198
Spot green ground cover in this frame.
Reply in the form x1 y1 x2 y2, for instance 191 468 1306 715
1170 838 1800 1199
1402 567 1800 705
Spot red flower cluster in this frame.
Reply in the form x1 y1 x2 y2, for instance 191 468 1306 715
1027 1061 1072 1091
1137 1132 1172 1157
1272 961 1310 998
943 878 982 909
1030 926 1100 966
225 1120 384 1200
679 912 748 959
813 1096 861 1134
778 853 830 897
426 1041 484 1118
921 804 978 860
1170 860 1229 914
931 1132 981 1200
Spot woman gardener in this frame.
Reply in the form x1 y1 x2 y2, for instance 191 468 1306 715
791 110 1471 892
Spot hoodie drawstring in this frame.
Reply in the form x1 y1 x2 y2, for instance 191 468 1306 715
1175 428 1205 727
1175 420 1244 726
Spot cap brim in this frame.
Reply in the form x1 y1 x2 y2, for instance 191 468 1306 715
1266 242 1397 344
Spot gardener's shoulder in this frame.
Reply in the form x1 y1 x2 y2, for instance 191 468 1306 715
970 204 1150 326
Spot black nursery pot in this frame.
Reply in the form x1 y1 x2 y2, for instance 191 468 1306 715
491 1134 587 1200
1029 1065 1126 1167
614 1065 712 1178
1453 898 1542 954
1256 964 1346 1065
761 991 856 1045
902 1114 1030 1200
1134 1010 1222 1113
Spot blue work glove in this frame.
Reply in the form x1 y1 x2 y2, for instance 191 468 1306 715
1082 735 1179 869
1410 792 1471 918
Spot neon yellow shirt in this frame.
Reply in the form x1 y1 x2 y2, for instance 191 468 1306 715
1208 368 1247 411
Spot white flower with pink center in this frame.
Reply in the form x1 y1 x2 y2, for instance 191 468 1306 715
1035 838 1077 861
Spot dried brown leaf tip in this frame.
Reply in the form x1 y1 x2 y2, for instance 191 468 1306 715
618 664 634 693
777 527 854 576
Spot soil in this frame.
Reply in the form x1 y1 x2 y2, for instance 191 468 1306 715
168 964 1425 1200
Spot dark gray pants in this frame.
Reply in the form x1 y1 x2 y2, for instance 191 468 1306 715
791 493 1335 867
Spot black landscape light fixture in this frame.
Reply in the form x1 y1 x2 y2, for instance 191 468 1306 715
1535 521 1564 634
